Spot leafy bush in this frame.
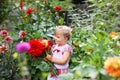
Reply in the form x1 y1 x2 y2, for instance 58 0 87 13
0 0 120 80
69 0 120 80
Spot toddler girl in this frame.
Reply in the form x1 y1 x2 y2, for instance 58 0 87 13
45 25 73 80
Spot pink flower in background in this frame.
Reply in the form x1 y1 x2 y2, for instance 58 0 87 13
26 8 34 14
0 45 8 54
16 42 30 53
53 6 62 11
4 36 12 43
19 30 26 38
0 30 8 37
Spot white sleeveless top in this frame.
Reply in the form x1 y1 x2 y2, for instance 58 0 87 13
51 44 72 69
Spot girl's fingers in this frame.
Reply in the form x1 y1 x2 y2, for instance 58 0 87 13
43 58 48 62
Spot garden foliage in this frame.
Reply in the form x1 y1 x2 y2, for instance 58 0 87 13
0 0 120 80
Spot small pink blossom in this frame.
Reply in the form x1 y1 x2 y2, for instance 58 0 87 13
4 36 12 43
0 30 8 38
19 30 26 38
0 45 8 54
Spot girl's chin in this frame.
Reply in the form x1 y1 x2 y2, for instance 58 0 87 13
57 44 65 46
56 43 61 46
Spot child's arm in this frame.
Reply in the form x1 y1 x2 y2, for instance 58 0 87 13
45 51 71 65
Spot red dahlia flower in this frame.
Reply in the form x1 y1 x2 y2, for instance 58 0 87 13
20 0 24 10
27 39 45 57
26 8 34 14
27 39 53 57
53 6 62 11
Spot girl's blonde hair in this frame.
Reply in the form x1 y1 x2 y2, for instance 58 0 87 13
54 25 72 40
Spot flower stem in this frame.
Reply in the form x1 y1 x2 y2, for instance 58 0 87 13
47 61 58 76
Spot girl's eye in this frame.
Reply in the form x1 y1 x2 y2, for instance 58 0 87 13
55 36 60 38
54 36 59 39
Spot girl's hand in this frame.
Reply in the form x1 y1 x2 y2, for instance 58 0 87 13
43 57 48 62
45 54 52 61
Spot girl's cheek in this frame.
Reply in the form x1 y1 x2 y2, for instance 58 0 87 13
54 37 59 41
53 36 57 40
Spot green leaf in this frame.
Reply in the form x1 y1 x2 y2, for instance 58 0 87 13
36 61 50 71
58 17 65 25
32 30 43 39
0 36 2 41
32 14 38 20
58 73 73 80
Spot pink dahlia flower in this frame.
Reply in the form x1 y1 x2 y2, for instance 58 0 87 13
16 42 30 53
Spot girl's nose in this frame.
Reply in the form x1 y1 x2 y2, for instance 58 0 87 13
54 36 57 40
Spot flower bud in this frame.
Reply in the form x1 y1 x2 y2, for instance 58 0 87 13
13 52 18 59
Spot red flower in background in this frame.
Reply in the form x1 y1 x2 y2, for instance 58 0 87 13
26 8 34 14
20 0 24 10
53 6 62 11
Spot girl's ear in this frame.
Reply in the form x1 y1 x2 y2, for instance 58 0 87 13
65 37 68 41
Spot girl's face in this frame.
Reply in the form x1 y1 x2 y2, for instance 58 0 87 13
54 32 67 46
